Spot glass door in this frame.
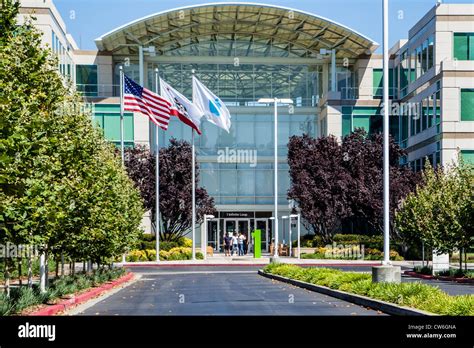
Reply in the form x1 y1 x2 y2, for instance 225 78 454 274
224 220 236 239
237 220 250 255
207 220 218 250
255 219 269 252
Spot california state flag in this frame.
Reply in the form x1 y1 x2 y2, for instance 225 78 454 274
160 78 203 134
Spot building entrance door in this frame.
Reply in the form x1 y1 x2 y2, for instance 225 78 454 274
255 219 269 252
207 220 219 251
224 219 251 254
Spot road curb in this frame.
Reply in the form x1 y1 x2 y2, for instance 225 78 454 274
258 270 435 316
26 272 135 316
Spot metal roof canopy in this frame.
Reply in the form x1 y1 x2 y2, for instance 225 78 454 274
95 2 378 59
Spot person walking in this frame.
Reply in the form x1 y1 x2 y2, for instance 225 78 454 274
223 232 232 257
231 232 238 256
242 233 248 255
238 233 244 256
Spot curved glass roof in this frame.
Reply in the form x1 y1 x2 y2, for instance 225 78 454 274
95 2 378 59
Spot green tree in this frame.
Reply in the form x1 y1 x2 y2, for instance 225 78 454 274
396 160 473 270
0 0 144 295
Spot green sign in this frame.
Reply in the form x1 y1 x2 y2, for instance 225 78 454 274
252 229 261 258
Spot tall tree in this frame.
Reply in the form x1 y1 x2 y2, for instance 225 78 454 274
125 140 216 242
287 134 353 243
396 160 473 270
341 130 420 240
0 0 144 294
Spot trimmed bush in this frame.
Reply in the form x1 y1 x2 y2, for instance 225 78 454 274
263 264 474 316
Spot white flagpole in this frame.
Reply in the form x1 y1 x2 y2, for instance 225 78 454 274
382 0 390 265
154 68 160 263
191 129 196 260
191 70 196 260
119 66 125 165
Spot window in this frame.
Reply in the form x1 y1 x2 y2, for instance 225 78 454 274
373 69 383 98
410 49 417 82
454 33 474 61
92 104 134 145
428 35 434 69
416 46 423 79
422 40 428 74
435 90 441 125
76 65 98 96
373 68 395 98
461 150 474 165
460 89 474 121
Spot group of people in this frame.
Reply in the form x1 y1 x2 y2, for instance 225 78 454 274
223 232 248 256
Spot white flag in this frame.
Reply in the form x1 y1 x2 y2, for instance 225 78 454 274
160 78 203 134
192 76 231 133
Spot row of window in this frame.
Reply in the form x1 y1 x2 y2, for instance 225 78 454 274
410 150 441 172
52 30 73 79
409 89 441 137
399 35 434 97
410 149 474 172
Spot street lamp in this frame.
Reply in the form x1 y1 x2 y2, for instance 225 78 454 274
257 98 293 260
203 215 215 260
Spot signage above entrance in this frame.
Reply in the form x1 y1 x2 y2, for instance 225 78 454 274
220 212 255 218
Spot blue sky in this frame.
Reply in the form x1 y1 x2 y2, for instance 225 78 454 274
54 0 472 51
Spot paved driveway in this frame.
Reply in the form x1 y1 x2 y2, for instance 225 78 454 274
77 268 385 316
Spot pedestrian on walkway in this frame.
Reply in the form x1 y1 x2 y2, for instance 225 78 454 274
238 233 244 256
231 232 238 256
223 232 232 256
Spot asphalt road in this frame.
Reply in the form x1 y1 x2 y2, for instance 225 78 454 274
77 267 385 316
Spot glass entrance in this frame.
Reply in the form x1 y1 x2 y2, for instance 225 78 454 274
255 219 269 252
207 220 218 250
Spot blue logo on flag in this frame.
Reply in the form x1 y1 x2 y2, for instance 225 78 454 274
209 98 222 117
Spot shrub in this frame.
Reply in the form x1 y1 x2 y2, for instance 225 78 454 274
178 237 193 248
263 264 474 316
126 250 148 262
160 241 179 251
10 287 41 313
145 249 156 261
413 265 432 275
0 293 14 316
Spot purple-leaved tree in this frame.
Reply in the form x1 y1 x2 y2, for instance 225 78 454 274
125 139 216 242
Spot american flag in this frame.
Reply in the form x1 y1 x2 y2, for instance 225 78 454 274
123 75 171 130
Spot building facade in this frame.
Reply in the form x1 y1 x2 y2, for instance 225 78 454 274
22 1 474 251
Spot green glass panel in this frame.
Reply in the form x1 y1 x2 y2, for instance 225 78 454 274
461 150 474 165
352 106 380 116
461 89 474 121
76 64 98 96
470 33 474 60
454 33 469 60
342 114 352 136
390 115 399 142
353 115 370 132
373 69 383 97
401 112 409 140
